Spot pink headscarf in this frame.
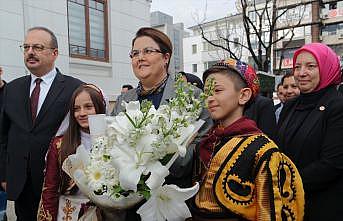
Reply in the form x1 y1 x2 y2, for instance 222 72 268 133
293 43 341 92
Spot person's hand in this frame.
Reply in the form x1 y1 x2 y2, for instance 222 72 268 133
1 182 6 192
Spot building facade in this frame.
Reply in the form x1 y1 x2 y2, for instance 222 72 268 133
274 0 343 74
0 0 151 100
150 11 184 74
183 14 249 80
184 0 343 89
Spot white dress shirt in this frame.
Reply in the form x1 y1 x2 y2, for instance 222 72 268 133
29 67 57 116
275 103 284 123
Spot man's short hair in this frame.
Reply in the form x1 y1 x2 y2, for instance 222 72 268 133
277 83 283 90
122 84 133 90
281 73 294 85
28 26 58 49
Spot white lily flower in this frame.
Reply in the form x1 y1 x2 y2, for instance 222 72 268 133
110 133 158 191
108 115 133 141
145 161 169 190
137 183 200 221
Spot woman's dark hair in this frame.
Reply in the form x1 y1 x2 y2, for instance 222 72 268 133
59 84 106 192
122 84 133 90
132 27 173 70
180 71 204 91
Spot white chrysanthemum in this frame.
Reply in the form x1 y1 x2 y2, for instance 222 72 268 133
86 162 106 191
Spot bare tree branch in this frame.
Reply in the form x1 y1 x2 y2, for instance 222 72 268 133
196 0 312 72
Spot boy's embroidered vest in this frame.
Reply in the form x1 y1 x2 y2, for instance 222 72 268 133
195 134 304 221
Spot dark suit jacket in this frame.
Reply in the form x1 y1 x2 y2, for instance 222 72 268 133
244 94 277 140
0 69 82 200
274 102 282 111
277 87 343 221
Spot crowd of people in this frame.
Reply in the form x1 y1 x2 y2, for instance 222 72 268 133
0 25 342 221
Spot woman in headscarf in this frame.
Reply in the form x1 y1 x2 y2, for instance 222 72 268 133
277 43 343 221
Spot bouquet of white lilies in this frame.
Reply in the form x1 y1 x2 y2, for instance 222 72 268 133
62 75 205 221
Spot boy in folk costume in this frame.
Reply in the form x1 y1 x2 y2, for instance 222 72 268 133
190 59 304 221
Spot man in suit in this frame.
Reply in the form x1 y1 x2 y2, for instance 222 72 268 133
282 73 300 101
274 83 286 122
0 27 82 220
0 66 6 221
120 84 133 94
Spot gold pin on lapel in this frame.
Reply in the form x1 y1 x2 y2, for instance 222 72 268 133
319 106 325 111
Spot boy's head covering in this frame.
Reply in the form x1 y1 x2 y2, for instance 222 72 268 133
203 58 260 98
293 43 341 92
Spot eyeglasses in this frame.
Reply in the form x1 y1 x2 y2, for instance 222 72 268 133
19 44 55 53
129 47 162 59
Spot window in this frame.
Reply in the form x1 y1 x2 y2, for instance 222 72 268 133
322 24 338 35
203 40 221 52
329 3 337 10
192 44 197 54
204 60 219 69
249 11 256 22
67 0 109 61
192 64 198 73
233 37 239 48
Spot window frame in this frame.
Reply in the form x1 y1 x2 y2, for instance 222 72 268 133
192 63 198 73
192 44 197 54
67 0 109 62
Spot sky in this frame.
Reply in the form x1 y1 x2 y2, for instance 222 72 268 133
150 0 237 29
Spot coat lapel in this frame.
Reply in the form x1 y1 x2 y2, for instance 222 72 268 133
277 99 297 149
160 73 176 106
34 71 65 126
23 76 33 129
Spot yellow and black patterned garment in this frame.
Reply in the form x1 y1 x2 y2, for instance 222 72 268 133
194 134 304 221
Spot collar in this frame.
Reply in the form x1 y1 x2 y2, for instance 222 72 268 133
199 117 261 166
137 74 169 96
30 67 57 85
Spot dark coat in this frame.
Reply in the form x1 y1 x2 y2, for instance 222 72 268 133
277 86 343 221
0 70 82 200
244 94 277 140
